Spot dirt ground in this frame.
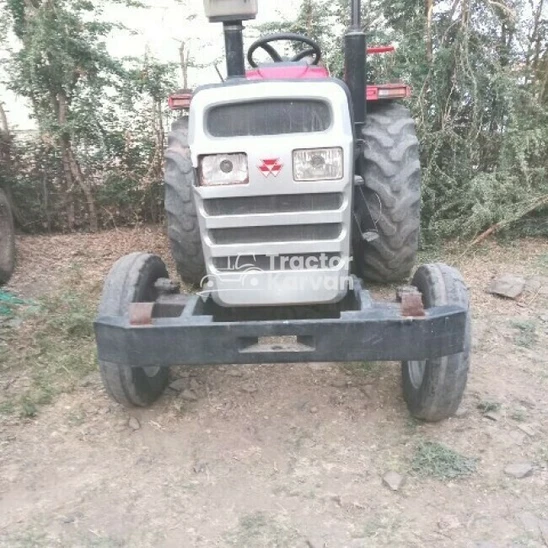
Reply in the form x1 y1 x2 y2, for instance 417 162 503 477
0 227 547 548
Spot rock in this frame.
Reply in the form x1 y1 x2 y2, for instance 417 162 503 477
517 424 536 437
484 411 500 421
193 461 207 474
128 417 141 431
504 462 533 479
79 372 100 388
189 378 200 392
487 274 526 299
228 369 243 377
169 379 187 392
455 407 469 418
331 495 342 507
539 313 548 323
181 389 198 402
310 406 319 414
438 514 461 531
508 430 527 447
360 384 374 399
241 384 258 394
382 471 405 492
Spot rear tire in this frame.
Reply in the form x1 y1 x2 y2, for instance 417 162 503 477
402 263 471 422
0 188 15 284
98 252 170 407
164 117 205 286
355 102 421 282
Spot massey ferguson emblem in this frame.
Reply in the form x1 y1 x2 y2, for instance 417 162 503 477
258 158 283 177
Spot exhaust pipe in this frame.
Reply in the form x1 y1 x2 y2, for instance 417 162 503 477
345 0 366 137
223 21 246 78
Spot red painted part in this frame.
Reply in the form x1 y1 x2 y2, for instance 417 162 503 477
367 45 395 54
366 83 411 101
167 81 411 111
246 64 330 80
168 93 192 110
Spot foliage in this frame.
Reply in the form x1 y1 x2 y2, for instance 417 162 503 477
264 0 548 241
1 0 548 238
1 0 178 231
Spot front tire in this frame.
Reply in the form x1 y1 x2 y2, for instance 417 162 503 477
402 264 471 421
354 102 421 282
98 252 170 407
0 188 15 284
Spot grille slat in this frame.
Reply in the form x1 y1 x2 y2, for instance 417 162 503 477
212 253 342 271
204 193 342 216
209 224 342 245
207 100 331 137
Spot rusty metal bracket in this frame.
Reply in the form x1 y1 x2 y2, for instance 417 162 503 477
397 286 426 317
129 303 155 326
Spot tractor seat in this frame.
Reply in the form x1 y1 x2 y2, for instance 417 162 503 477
246 61 330 80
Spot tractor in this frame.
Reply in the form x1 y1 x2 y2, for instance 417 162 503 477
0 188 15 285
94 0 470 422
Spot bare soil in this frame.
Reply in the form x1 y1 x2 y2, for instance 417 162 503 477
1 227 547 548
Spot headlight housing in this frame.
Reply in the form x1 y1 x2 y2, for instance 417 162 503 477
200 153 249 186
293 147 343 181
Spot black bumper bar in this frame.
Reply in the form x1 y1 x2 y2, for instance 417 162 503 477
94 282 467 367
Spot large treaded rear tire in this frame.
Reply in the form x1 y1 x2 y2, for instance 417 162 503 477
98 252 169 407
0 188 15 284
355 102 421 282
164 117 205 286
402 263 471 421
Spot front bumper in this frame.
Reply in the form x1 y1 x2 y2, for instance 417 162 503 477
94 278 467 367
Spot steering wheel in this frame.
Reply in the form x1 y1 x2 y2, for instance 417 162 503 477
247 33 322 68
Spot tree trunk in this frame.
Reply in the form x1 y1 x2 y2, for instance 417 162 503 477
179 41 189 89
58 92 98 232
425 0 434 63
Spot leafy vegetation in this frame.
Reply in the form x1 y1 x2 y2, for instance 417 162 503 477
511 319 538 348
265 0 548 241
411 441 477 479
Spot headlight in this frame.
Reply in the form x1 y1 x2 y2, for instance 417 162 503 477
200 153 249 186
293 148 343 181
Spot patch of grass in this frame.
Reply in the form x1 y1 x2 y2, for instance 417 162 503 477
225 512 301 547
510 409 527 422
411 441 477 480
345 361 382 376
358 514 402 540
0 288 97 418
536 252 548 270
477 400 501 414
511 320 538 348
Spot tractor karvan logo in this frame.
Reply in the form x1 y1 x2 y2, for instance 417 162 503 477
258 158 283 177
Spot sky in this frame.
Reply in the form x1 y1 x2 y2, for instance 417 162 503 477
1 0 300 130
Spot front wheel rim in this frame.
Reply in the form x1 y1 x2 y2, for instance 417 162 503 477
408 360 426 389
143 366 161 378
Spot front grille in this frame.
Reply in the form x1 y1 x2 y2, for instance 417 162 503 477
209 224 342 245
207 100 331 137
204 193 342 216
212 253 342 271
